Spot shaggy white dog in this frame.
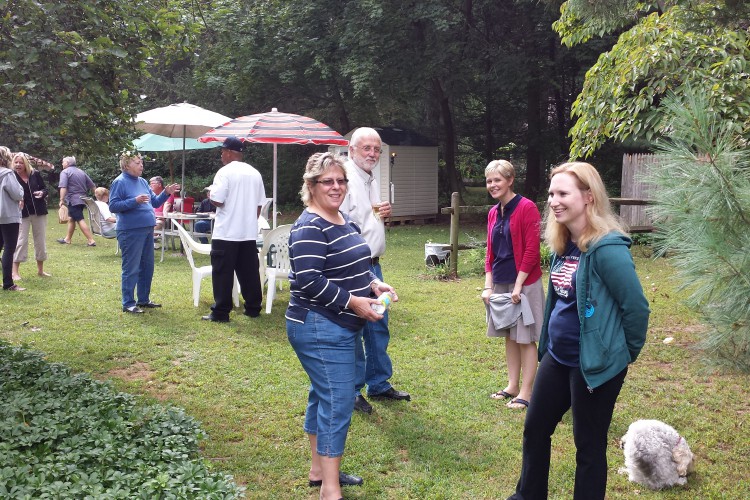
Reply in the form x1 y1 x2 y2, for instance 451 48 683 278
619 419 695 490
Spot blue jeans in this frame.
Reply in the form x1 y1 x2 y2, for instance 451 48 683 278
194 219 211 244
287 311 358 458
117 227 155 308
509 353 627 500
354 262 393 396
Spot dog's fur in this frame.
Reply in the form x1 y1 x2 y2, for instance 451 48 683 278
619 419 695 490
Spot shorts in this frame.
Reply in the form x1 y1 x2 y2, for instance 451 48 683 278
68 204 86 222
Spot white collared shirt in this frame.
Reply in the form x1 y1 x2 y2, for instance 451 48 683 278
340 159 385 257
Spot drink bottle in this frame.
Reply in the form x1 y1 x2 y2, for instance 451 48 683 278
371 292 393 314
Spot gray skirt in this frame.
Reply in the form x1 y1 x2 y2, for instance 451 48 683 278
486 278 544 344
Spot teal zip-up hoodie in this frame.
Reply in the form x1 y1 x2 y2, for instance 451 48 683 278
539 232 650 390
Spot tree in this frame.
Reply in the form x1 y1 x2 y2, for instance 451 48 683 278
552 0 750 158
0 0 191 158
648 88 750 371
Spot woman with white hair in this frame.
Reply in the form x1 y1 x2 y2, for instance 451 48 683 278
0 146 25 291
109 151 179 313
12 152 50 280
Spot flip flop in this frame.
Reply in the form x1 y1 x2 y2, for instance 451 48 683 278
490 390 517 400
507 398 529 409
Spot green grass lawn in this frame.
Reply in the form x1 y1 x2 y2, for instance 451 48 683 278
1 214 749 499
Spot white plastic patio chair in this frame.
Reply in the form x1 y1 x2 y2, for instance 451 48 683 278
173 220 239 307
259 224 292 314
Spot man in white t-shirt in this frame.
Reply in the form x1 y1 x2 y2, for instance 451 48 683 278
202 137 266 322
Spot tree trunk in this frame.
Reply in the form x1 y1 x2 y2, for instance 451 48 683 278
525 78 543 202
433 78 463 203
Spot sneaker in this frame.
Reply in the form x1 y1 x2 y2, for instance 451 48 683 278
56 238 69 244
122 306 144 314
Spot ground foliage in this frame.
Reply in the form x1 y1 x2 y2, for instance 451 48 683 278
0 341 243 499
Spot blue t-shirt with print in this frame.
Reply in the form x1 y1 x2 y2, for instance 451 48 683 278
548 241 582 366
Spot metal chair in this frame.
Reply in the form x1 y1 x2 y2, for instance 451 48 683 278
172 220 239 308
259 224 291 314
81 196 119 254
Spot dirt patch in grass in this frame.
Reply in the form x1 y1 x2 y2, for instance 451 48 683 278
107 361 156 382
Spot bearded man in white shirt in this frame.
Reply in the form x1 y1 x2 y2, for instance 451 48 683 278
339 127 411 414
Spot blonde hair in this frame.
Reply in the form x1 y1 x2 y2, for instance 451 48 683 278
0 146 12 168
12 152 32 176
299 152 347 207
544 162 626 254
484 159 515 180
94 187 109 201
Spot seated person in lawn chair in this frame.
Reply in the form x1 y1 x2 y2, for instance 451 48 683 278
193 185 216 243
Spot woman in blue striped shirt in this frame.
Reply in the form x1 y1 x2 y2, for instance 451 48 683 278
286 152 397 500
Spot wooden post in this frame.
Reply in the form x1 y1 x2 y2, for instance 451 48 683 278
450 192 460 276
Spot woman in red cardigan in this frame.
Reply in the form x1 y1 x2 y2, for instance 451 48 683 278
481 160 544 410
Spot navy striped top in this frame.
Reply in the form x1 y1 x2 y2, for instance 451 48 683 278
285 209 376 331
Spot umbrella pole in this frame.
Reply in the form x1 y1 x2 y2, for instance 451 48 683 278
181 127 187 198
273 143 278 228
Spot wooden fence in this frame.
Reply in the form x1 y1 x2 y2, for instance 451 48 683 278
440 153 657 276
620 153 657 231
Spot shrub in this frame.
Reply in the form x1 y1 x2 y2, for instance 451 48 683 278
0 341 244 498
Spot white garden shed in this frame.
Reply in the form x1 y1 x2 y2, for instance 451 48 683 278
331 126 439 222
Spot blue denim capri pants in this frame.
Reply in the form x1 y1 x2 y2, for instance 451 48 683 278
287 311 359 458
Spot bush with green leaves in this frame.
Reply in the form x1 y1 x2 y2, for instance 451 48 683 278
0 341 244 499
648 88 750 371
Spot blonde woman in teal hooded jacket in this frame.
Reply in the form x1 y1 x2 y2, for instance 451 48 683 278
508 162 650 500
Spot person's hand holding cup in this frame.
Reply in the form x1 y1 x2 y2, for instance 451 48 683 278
374 201 391 218
33 190 44 199
136 194 150 204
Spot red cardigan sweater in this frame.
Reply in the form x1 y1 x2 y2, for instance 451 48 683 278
485 196 542 285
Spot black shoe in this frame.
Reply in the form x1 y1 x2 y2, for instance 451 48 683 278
137 301 162 308
308 471 364 487
354 394 373 414
123 306 144 314
243 310 260 318
201 314 229 323
369 387 411 401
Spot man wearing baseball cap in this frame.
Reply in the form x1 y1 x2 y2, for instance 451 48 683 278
202 137 266 322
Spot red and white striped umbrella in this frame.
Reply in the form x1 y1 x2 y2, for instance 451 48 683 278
199 108 348 227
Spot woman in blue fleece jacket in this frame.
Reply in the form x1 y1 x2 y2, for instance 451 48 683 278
508 162 650 500
109 152 179 313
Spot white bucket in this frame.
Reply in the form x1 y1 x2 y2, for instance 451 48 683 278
425 243 451 267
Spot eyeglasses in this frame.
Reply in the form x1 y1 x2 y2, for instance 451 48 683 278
354 145 383 154
314 178 349 187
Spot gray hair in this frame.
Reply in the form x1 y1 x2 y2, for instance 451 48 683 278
149 176 164 187
63 156 76 167
349 127 381 148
